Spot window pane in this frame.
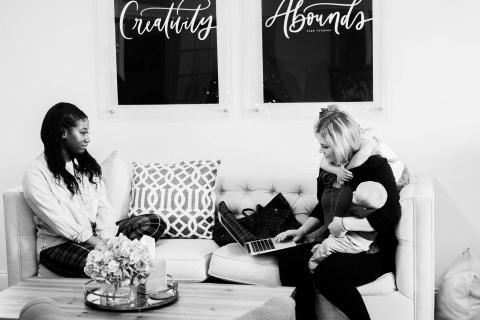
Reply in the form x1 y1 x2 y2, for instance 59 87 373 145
262 0 373 103
114 0 219 105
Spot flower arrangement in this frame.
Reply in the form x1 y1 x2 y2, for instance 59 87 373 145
84 234 153 289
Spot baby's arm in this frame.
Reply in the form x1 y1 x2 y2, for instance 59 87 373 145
320 157 352 183
346 138 378 169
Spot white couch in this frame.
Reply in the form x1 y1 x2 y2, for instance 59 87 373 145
3 152 434 320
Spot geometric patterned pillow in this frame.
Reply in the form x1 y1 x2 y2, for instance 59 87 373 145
128 160 221 239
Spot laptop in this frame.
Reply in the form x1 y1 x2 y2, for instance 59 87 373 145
217 209 298 256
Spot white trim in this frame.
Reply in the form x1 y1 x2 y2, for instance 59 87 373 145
241 0 382 120
93 0 234 122
0 271 8 291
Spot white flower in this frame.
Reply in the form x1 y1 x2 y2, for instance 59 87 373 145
84 235 153 288
129 248 142 263
119 242 131 257
106 260 120 273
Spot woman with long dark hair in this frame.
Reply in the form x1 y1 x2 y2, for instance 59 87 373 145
22 102 164 277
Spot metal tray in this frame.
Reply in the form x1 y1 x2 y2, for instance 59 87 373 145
84 275 178 312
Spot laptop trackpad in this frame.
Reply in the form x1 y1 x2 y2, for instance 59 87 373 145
274 240 297 249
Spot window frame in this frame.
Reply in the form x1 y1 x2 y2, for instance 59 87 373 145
93 0 234 122
240 0 383 120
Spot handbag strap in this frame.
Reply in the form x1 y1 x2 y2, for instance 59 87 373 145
241 208 256 224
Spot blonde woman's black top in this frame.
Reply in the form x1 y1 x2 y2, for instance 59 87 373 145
311 155 401 267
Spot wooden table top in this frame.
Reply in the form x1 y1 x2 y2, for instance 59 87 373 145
0 278 294 320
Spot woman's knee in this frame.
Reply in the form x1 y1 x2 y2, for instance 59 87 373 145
313 255 349 289
141 214 165 240
143 214 161 225
121 214 165 240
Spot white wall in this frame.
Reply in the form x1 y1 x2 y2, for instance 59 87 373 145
1 0 480 290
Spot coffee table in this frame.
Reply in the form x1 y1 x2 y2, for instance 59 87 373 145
0 278 294 319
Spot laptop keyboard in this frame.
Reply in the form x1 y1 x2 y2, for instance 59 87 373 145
250 239 275 253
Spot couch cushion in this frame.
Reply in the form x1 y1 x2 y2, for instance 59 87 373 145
208 243 281 286
100 151 132 222
208 243 397 295
156 239 218 282
357 272 396 295
37 264 61 278
129 160 221 239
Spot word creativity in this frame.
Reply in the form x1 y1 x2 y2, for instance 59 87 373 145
119 0 216 41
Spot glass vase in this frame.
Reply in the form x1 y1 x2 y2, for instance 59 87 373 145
102 283 136 307
84 281 137 308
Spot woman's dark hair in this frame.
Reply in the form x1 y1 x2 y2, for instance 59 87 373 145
40 102 101 195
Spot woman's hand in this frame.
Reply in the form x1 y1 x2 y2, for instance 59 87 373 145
274 229 305 243
328 217 347 237
86 235 102 247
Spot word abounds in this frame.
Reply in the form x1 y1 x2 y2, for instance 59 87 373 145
119 0 216 41
265 0 373 38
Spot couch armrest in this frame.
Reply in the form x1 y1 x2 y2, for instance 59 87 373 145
3 187 38 286
397 176 435 320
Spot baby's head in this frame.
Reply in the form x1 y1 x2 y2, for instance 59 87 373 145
352 181 387 209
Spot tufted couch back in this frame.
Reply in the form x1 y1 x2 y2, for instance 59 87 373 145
215 170 317 221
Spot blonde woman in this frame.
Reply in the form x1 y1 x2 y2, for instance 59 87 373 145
318 105 409 187
274 108 401 320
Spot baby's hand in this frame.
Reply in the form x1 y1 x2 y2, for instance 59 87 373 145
310 244 321 254
333 165 353 183
308 244 322 273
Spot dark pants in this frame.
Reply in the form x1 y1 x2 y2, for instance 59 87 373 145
40 214 165 277
277 243 393 320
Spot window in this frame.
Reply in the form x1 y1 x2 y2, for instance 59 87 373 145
240 0 381 118
262 0 374 103
94 0 233 120
114 0 219 105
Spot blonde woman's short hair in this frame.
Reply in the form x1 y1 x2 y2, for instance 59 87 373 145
314 105 361 165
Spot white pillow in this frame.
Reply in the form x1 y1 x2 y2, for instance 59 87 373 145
100 151 133 222
129 160 221 239
436 249 480 320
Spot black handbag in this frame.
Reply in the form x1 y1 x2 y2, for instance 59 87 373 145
212 193 301 246
242 193 301 239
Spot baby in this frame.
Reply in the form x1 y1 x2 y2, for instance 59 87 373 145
308 181 387 272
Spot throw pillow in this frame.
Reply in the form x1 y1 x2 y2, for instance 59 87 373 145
436 248 480 320
129 160 221 239
100 151 133 222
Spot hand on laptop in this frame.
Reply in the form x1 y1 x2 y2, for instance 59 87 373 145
274 229 305 243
